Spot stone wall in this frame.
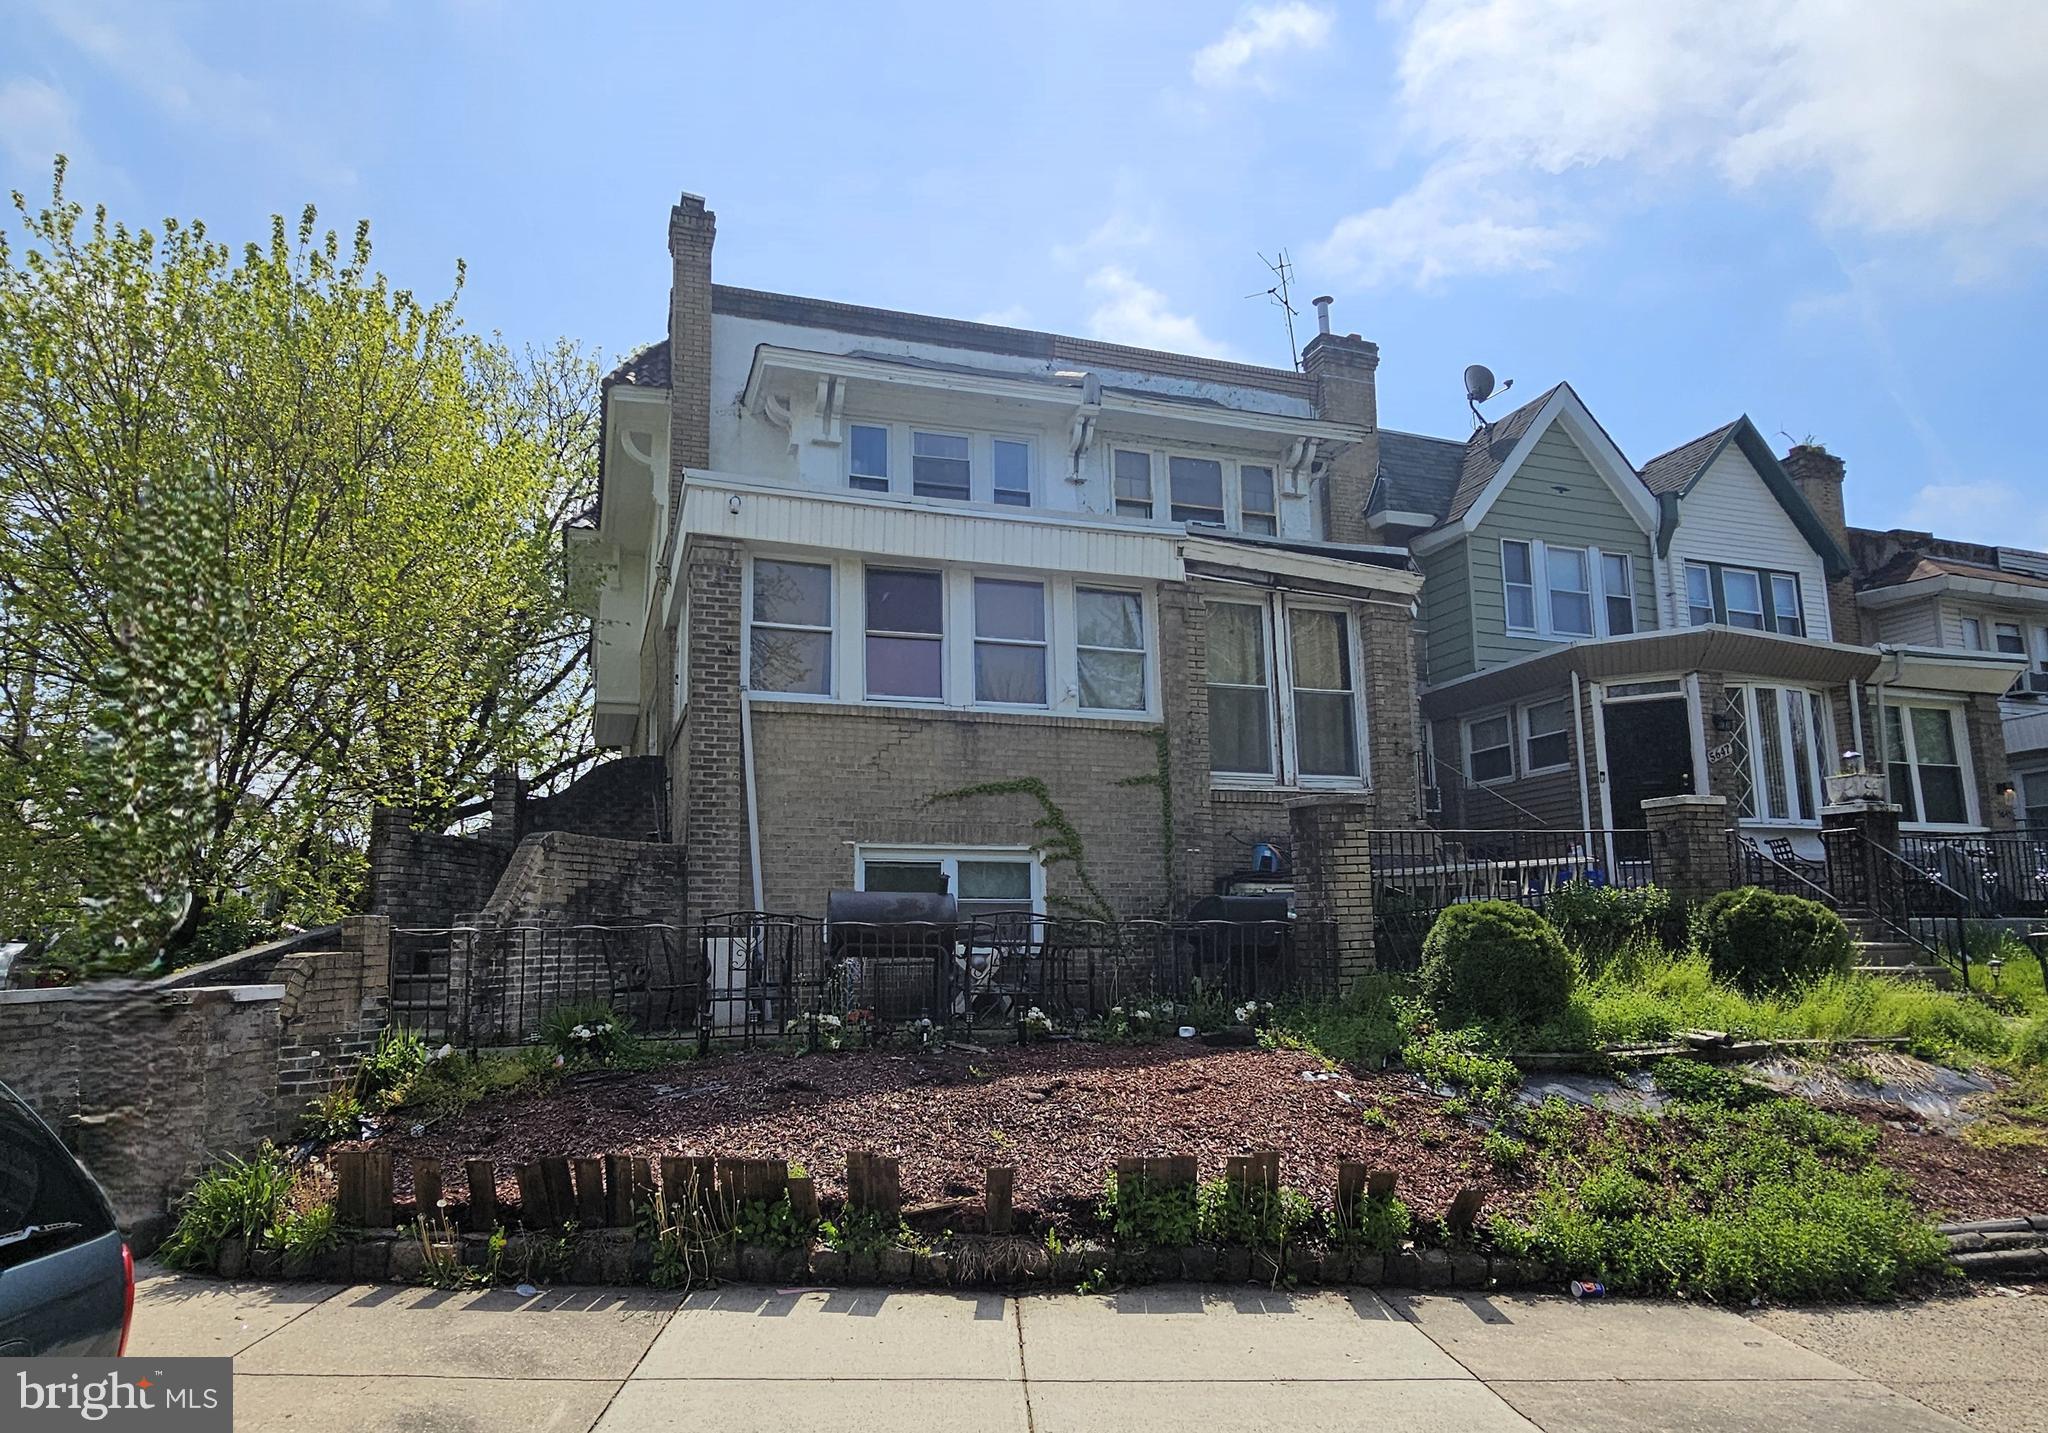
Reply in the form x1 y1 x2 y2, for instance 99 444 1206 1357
0 919 392 1244
366 809 503 929
478 832 687 926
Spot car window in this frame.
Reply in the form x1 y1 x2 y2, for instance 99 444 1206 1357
0 1087 113 1265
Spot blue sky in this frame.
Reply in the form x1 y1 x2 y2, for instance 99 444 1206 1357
4 1 2046 546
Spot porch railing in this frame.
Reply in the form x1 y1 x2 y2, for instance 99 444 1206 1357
388 912 1340 1050
1368 827 1654 972
1820 829 1972 986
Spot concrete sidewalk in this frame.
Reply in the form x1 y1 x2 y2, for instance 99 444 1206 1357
128 1264 2042 1432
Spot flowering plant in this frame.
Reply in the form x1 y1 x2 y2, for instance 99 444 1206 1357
1234 1000 1274 1027
1020 1006 1054 1038
785 1013 846 1051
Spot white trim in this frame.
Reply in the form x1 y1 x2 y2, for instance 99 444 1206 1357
853 844 1046 917
1879 692 1982 832
1412 384 1659 549
1462 707 1517 787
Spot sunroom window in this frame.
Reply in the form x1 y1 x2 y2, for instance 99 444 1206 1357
1113 449 1155 519
992 439 1032 507
1207 602 1274 776
849 424 890 493
1169 456 1226 525
1240 466 1277 535
1290 609 1357 778
911 431 972 501
865 567 944 700
972 578 1047 706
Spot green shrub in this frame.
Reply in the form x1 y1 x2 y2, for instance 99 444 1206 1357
1196 1178 1316 1248
1650 1058 1769 1109
1418 901 1575 1031
388 1049 544 1119
1403 1027 1522 1102
1545 882 1673 975
297 1088 365 1144
157 1146 296 1271
356 1027 431 1106
1340 1192 1411 1251
1697 888 1853 994
1259 977 1409 1068
1102 1173 1198 1247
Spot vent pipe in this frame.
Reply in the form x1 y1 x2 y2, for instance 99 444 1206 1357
1311 295 1333 335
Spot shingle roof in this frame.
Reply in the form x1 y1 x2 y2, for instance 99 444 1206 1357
604 340 670 390
1860 550 2048 593
1446 382 1565 522
1372 430 1467 523
1638 420 1739 496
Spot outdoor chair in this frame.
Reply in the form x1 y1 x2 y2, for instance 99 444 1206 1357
1767 837 1825 882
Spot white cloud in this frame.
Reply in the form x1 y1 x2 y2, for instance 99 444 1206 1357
1318 0 2048 287
1085 266 1235 358
1903 481 2048 551
0 78 80 170
1316 158 1590 289
1052 209 1159 265
1191 3 1333 90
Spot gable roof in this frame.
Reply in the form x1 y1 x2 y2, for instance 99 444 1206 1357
1639 415 1850 577
1446 382 1566 523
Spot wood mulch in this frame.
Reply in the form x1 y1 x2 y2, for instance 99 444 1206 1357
353 1042 1516 1226
1860 1114 2048 1222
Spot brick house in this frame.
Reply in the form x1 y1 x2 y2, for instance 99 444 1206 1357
570 193 1427 927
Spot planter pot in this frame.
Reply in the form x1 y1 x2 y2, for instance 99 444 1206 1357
1825 773 1888 805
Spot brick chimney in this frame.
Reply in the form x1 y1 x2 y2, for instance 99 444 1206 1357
667 193 717 511
1300 318 1379 546
1780 443 1860 645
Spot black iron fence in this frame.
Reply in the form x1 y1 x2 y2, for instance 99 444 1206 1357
1729 835 1841 906
389 913 1341 1050
1368 828 1654 972
1896 834 2048 919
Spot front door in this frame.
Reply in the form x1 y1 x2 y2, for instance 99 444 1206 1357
1603 697 1695 828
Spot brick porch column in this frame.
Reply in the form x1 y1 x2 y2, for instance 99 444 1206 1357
1642 794 1733 902
1821 798 1902 912
1289 798 1375 991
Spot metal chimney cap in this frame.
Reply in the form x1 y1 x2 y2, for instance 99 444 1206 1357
1311 295 1334 335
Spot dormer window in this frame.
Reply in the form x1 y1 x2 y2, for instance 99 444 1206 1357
1169 457 1226 525
1685 561 1803 636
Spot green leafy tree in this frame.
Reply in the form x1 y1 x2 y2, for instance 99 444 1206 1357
0 159 601 973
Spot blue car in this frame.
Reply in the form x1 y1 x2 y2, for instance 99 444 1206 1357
0 1080 133 1356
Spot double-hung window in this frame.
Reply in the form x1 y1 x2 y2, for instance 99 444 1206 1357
1076 588 1147 711
992 439 1032 507
1168 456 1226 525
859 848 1041 922
1685 561 1803 634
1602 554 1636 636
865 568 945 700
1290 609 1358 777
1207 602 1275 776
1995 621 2027 656
1960 616 1985 650
1503 538 1627 638
1886 703 1970 826
749 559 834 695
1240 466 1277 535
1546 546 1594 637
1503 540 1538 632
849 424 890 492
911 431 972 501
1113 449 1155 519
973 578 1048 706
1522 698 1571 774
1465 713 1514 783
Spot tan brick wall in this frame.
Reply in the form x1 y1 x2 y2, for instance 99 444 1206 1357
1289 798 1376 985
1302 332 1379 546
684 536 747 915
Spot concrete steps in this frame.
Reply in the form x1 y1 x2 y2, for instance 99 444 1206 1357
1942 1217 2048 1280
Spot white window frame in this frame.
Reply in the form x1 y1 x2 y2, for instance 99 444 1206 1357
741 553 1159 721
1601 552 1635 636
1520 697 1572 776
1288 605 1362 780
1239 464 1278 535
991 436 1033 508
1960 615 1985 650
746 557 836 698
1206 592 1372 790
863 564 947 703
1075 585 1149 715
847 421 891 493
909 428 974 502
1994 620 2027 657
853 844 1046 919
1883 697 1979 831
1114 444 1291 536
1729 683 1831 826
971 576 1050 709
1502 538 1632 640
1112 448 1156 519
840 421 1042 509
1463 710 1516 786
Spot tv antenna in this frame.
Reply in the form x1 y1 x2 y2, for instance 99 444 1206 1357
1247 249 1301 369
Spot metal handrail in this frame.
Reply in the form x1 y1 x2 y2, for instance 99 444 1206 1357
1850 833 1972 988
1730 834 1840 908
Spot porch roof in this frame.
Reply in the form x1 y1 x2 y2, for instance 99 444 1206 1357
1419 626 1882 717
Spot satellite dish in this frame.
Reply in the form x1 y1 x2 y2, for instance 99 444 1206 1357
1463 364 1496 404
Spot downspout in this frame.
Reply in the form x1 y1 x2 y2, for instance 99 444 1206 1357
1571 670 1593 845
741 690 765 911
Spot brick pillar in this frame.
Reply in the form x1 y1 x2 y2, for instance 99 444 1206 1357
1289 798 1376 990
1358 598 1423 828
684 536 748 919
487 769 527 849
342 914 393 1009
1301 330 1379 545
1779 444 1859 645
1156 587 1213 912
1821 798 1901 913
1642 795 1733 902
1963 692 2017 832
667 193 716 512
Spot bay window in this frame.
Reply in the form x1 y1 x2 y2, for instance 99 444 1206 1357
1886 703 1971 827
972 578 1047 706
1728 685 1830 823
1076 587 1146 711
1206 596 1369 785
865 567 945 699
749 559 834 695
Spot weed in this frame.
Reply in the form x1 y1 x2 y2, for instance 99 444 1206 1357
1196 1178 1315 1249
1333 1193 1410 1252
1101 1173 1198 1247
1482 1129 1529 1174
266 1203 340 1273
820 1207 922 1255
412 1212 473 1288
158 1146 297 1271
356 1027 431 1107
297 1088 366 1144
1359 1104 1395 1131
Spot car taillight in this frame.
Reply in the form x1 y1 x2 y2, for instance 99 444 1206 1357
118 1242 135 1356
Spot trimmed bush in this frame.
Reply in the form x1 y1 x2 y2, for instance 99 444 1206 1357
1544 881 1673 975
1697 887 1854 994
1418 900 1575 1030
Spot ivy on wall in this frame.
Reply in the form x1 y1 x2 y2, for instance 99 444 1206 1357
924 777 1117 925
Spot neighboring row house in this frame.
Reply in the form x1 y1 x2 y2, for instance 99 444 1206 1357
572 190 2031 928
